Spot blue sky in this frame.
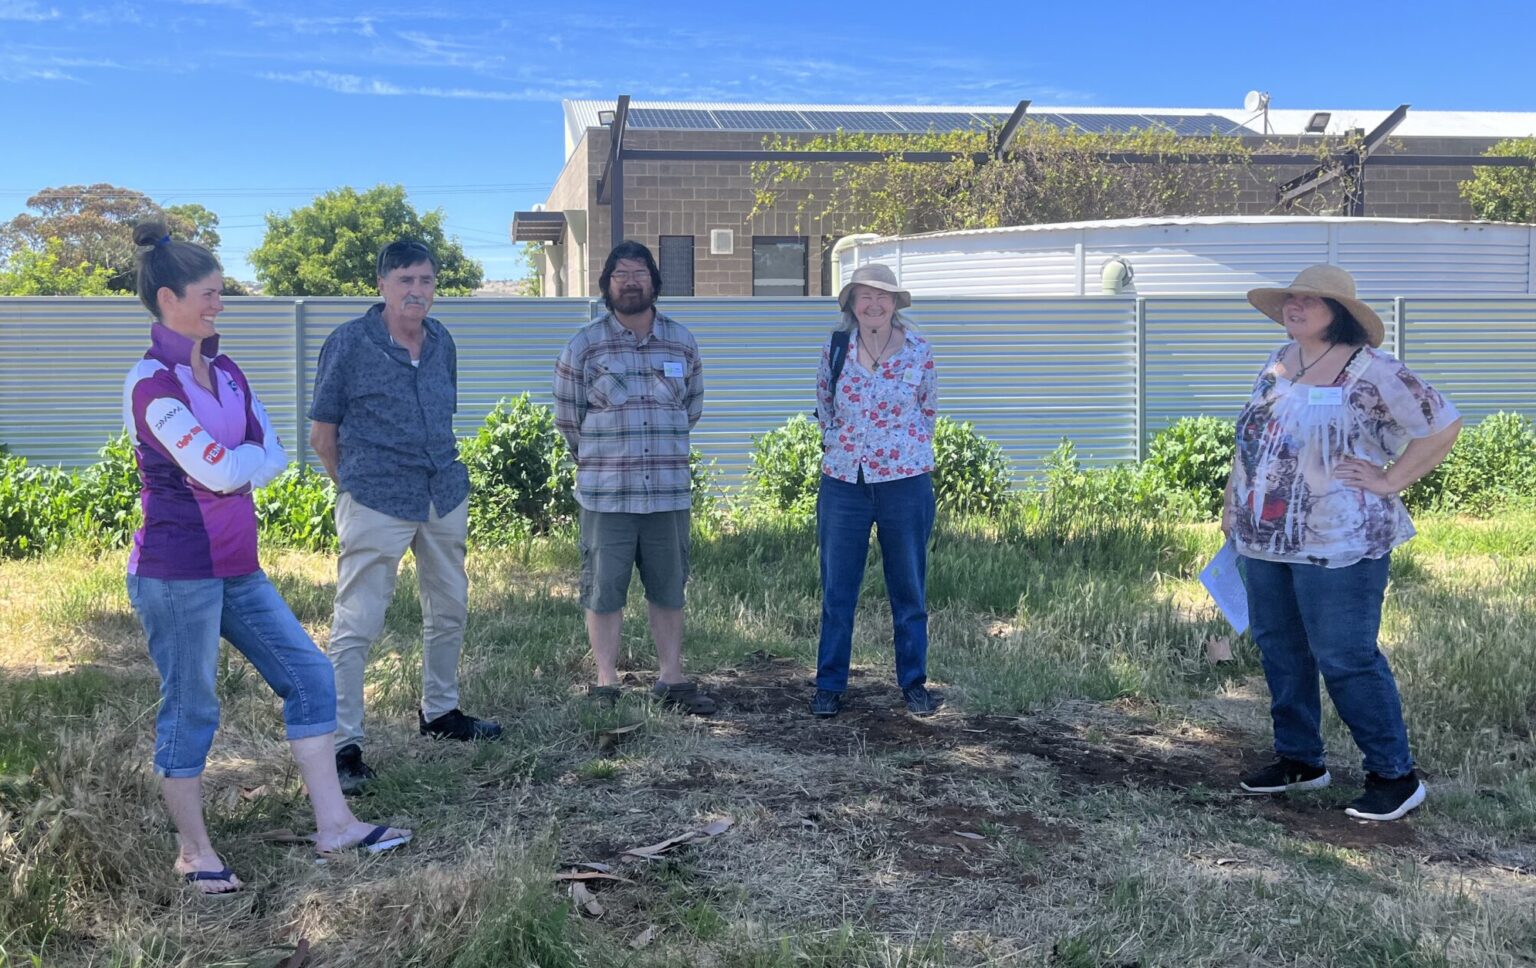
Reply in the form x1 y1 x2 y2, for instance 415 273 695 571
3 0 1532 283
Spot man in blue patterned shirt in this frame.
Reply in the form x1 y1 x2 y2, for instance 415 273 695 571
309 239 501 793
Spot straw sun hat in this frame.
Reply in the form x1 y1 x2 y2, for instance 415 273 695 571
1246 264 1385 348
838 263 911 312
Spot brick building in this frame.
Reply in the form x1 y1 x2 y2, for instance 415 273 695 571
513 99 1536 298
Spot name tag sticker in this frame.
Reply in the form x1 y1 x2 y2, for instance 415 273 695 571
663 361 685 378
1307 387 1343 406
901 368 922 385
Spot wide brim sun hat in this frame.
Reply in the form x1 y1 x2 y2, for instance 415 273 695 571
838 263 911 312
1246 264 1385 348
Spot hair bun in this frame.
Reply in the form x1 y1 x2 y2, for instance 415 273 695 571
133 220 170 248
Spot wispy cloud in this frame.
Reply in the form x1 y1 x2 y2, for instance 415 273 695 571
262 69 591 102
0 1 60 21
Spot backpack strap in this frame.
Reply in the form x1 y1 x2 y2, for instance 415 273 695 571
827 329 852 410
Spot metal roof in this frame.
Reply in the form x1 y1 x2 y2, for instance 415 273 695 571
563 99 1536 158
849 214 1536 246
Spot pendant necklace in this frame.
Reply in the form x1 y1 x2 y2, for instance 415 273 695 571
861 326 897 369
1293 342 1336 380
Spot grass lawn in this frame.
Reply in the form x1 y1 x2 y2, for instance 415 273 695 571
2 509 1534 967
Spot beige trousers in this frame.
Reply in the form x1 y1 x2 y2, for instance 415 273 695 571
328 492 469 751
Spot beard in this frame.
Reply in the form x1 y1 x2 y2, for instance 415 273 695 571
611 286 655 315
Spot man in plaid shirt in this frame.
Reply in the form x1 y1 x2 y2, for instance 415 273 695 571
553 242 716 715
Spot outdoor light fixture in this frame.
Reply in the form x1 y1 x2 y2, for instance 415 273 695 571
598 110 616 125
1305 112 1332 133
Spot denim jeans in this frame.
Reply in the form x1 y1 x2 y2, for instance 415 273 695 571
816 472 936 693
127 570 338 778
1241 553 1414 778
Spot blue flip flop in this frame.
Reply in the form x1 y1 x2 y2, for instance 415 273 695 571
184 867 241 895
316 825 412 861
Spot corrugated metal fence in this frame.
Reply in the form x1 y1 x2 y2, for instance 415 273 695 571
3 295 1533 487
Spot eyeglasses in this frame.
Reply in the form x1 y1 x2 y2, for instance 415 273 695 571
611 270 650 282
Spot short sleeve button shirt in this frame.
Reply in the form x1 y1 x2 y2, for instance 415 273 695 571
308 304 469 521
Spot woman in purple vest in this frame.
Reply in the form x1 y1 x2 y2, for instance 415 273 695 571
123 221 409 895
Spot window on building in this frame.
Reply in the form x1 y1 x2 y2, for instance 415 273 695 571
752 237 808 297
658 235 694 297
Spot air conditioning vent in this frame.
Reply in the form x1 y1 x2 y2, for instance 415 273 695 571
709 229 734 255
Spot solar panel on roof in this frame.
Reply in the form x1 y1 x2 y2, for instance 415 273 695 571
887 111 998 132
714 110 815 131
626 108 720 130
799 110 905 133
1145 114 1259 137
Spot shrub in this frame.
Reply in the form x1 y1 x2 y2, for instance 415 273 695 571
68 432 142 546
932 416 1011 515
1035 439 1196 525
460 395 577 542
744 414 823 515
0 454 74 558
255 466 338 551
1405 411 1536 516
744 413 1012 517
1142 416 1235 520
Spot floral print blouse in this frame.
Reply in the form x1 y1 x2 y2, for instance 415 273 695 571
1231 344 1459 567
816 327 939 484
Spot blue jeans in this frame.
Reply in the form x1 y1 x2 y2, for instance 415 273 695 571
1241 553 1414 778
127 571 338 778
816 473 936 693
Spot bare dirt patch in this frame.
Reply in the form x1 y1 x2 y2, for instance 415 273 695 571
697 655 1428 854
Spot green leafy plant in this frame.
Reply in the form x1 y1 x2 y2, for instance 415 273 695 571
67 432 142 546
254 466 338 551
931 416 1012 515
1459 137 1536 223
0 454 74 558
1142 416 1235 519
459 395 578 542
1405 411 1536 515
744 414 824 515
1036 439 1195 526
744 413 1012 517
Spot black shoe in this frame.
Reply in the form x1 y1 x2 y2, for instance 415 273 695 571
651 680 718 716
1239 757 1332 793
1345 771 1426 821
902 684 942 717
810 689 843 718
335 743 375 796
419 708 503 742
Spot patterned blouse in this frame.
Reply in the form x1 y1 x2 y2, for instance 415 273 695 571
1231 344 1459 567
816 327 938 484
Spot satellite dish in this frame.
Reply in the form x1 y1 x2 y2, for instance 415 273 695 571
1243 90 1269 114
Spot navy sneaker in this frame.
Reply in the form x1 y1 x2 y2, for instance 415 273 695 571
902 685 942 717
810 689 843 718
1239 758 1332 793
1345 771 1426 821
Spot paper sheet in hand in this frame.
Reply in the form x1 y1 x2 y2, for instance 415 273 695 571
1200 542 1249 635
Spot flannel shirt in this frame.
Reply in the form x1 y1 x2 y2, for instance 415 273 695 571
553 310 704 513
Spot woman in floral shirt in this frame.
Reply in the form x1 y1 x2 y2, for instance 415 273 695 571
1223 265 1461 822
811 264 940 718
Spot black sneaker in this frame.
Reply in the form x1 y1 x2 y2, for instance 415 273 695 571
419 708 503 742
335 743 375 796
810 689 843 718
1345 771 1426 821
1239 757 1332 793
902 684 942 717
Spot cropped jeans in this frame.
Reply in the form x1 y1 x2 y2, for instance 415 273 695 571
127 570 337 778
